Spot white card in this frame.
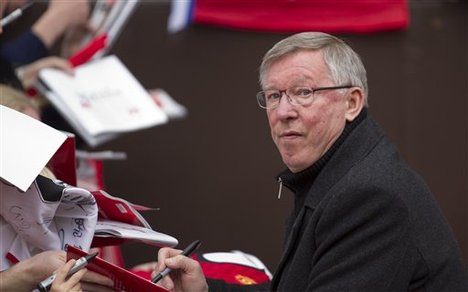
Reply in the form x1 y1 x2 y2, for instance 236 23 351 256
0 105 67 191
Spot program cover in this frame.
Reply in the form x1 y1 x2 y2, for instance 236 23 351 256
37 55 168 147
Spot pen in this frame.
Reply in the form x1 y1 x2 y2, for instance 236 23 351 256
37 252 98 292
0 1 35 28
152 240 201 283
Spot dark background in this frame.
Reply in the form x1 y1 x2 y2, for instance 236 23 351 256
11 0 467 272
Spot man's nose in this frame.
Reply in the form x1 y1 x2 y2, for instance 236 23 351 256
275 93 296 118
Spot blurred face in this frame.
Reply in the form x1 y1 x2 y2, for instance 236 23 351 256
264 50 350 173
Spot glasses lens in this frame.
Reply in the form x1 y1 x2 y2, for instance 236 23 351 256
257 90 280 109
287 87 314 106
266 90 283 108
256 91 268 108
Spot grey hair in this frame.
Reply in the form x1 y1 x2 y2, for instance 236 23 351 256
259 32 369 106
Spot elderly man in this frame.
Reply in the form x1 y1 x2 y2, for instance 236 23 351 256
155 32 467 291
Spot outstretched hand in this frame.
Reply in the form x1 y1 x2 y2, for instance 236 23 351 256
17 56 74 89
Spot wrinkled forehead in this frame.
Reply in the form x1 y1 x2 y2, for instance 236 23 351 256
261 49 328 86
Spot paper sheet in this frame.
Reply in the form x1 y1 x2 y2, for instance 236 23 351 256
0 105 67 191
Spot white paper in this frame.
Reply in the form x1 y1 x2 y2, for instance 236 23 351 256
0 105 67 191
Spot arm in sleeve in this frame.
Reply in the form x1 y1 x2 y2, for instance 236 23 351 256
0 30 49 65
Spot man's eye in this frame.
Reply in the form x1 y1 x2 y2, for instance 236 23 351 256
267 92 281 100
295 88 313 97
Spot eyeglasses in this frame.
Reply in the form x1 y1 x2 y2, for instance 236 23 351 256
256 85 354 109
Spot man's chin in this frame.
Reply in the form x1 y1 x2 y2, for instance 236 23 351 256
282 157 304 173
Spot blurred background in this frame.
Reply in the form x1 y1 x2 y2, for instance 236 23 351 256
7 0 466 271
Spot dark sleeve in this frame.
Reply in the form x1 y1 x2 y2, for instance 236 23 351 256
308 187 414 291
0 55 23 89
0 30 49 65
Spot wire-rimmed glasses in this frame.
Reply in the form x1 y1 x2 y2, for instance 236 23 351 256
256 85 354 109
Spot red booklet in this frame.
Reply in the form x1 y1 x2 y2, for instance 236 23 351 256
92 190 154 227
47 132 77 186
66 245 168 292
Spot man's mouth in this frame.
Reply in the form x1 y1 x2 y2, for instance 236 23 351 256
279 131 302 139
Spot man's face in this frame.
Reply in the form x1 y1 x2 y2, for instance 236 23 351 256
264 50 349 173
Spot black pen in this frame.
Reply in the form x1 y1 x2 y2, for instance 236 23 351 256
37 252 98 292
152 240 202 283
0 1 35 27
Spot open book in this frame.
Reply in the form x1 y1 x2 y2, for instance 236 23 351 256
37 55 168 147
91 190 178 248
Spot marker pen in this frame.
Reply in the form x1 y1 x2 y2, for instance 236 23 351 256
0 1 35 28
152 240 201 283
37 252 98 292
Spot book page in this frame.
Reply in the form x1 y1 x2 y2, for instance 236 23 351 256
94 220 178 247
39 55 168 137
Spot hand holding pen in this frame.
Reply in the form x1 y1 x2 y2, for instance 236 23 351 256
153 240 201 283
48 259 87 292
154 240 208 292
37 252 98 292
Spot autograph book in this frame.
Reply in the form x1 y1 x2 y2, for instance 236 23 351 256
91 190 178 248
37 55 168 147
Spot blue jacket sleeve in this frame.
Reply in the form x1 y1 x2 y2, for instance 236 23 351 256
0 30 49 65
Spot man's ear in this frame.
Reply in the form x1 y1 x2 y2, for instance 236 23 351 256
345 87 365 122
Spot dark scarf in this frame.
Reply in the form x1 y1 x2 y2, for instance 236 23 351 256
0 54 22 89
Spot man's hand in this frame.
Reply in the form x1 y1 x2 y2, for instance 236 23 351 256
156 247 209 292
0 250 66 291
50 259 86 292
0 250 114 292
17 56 74 89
